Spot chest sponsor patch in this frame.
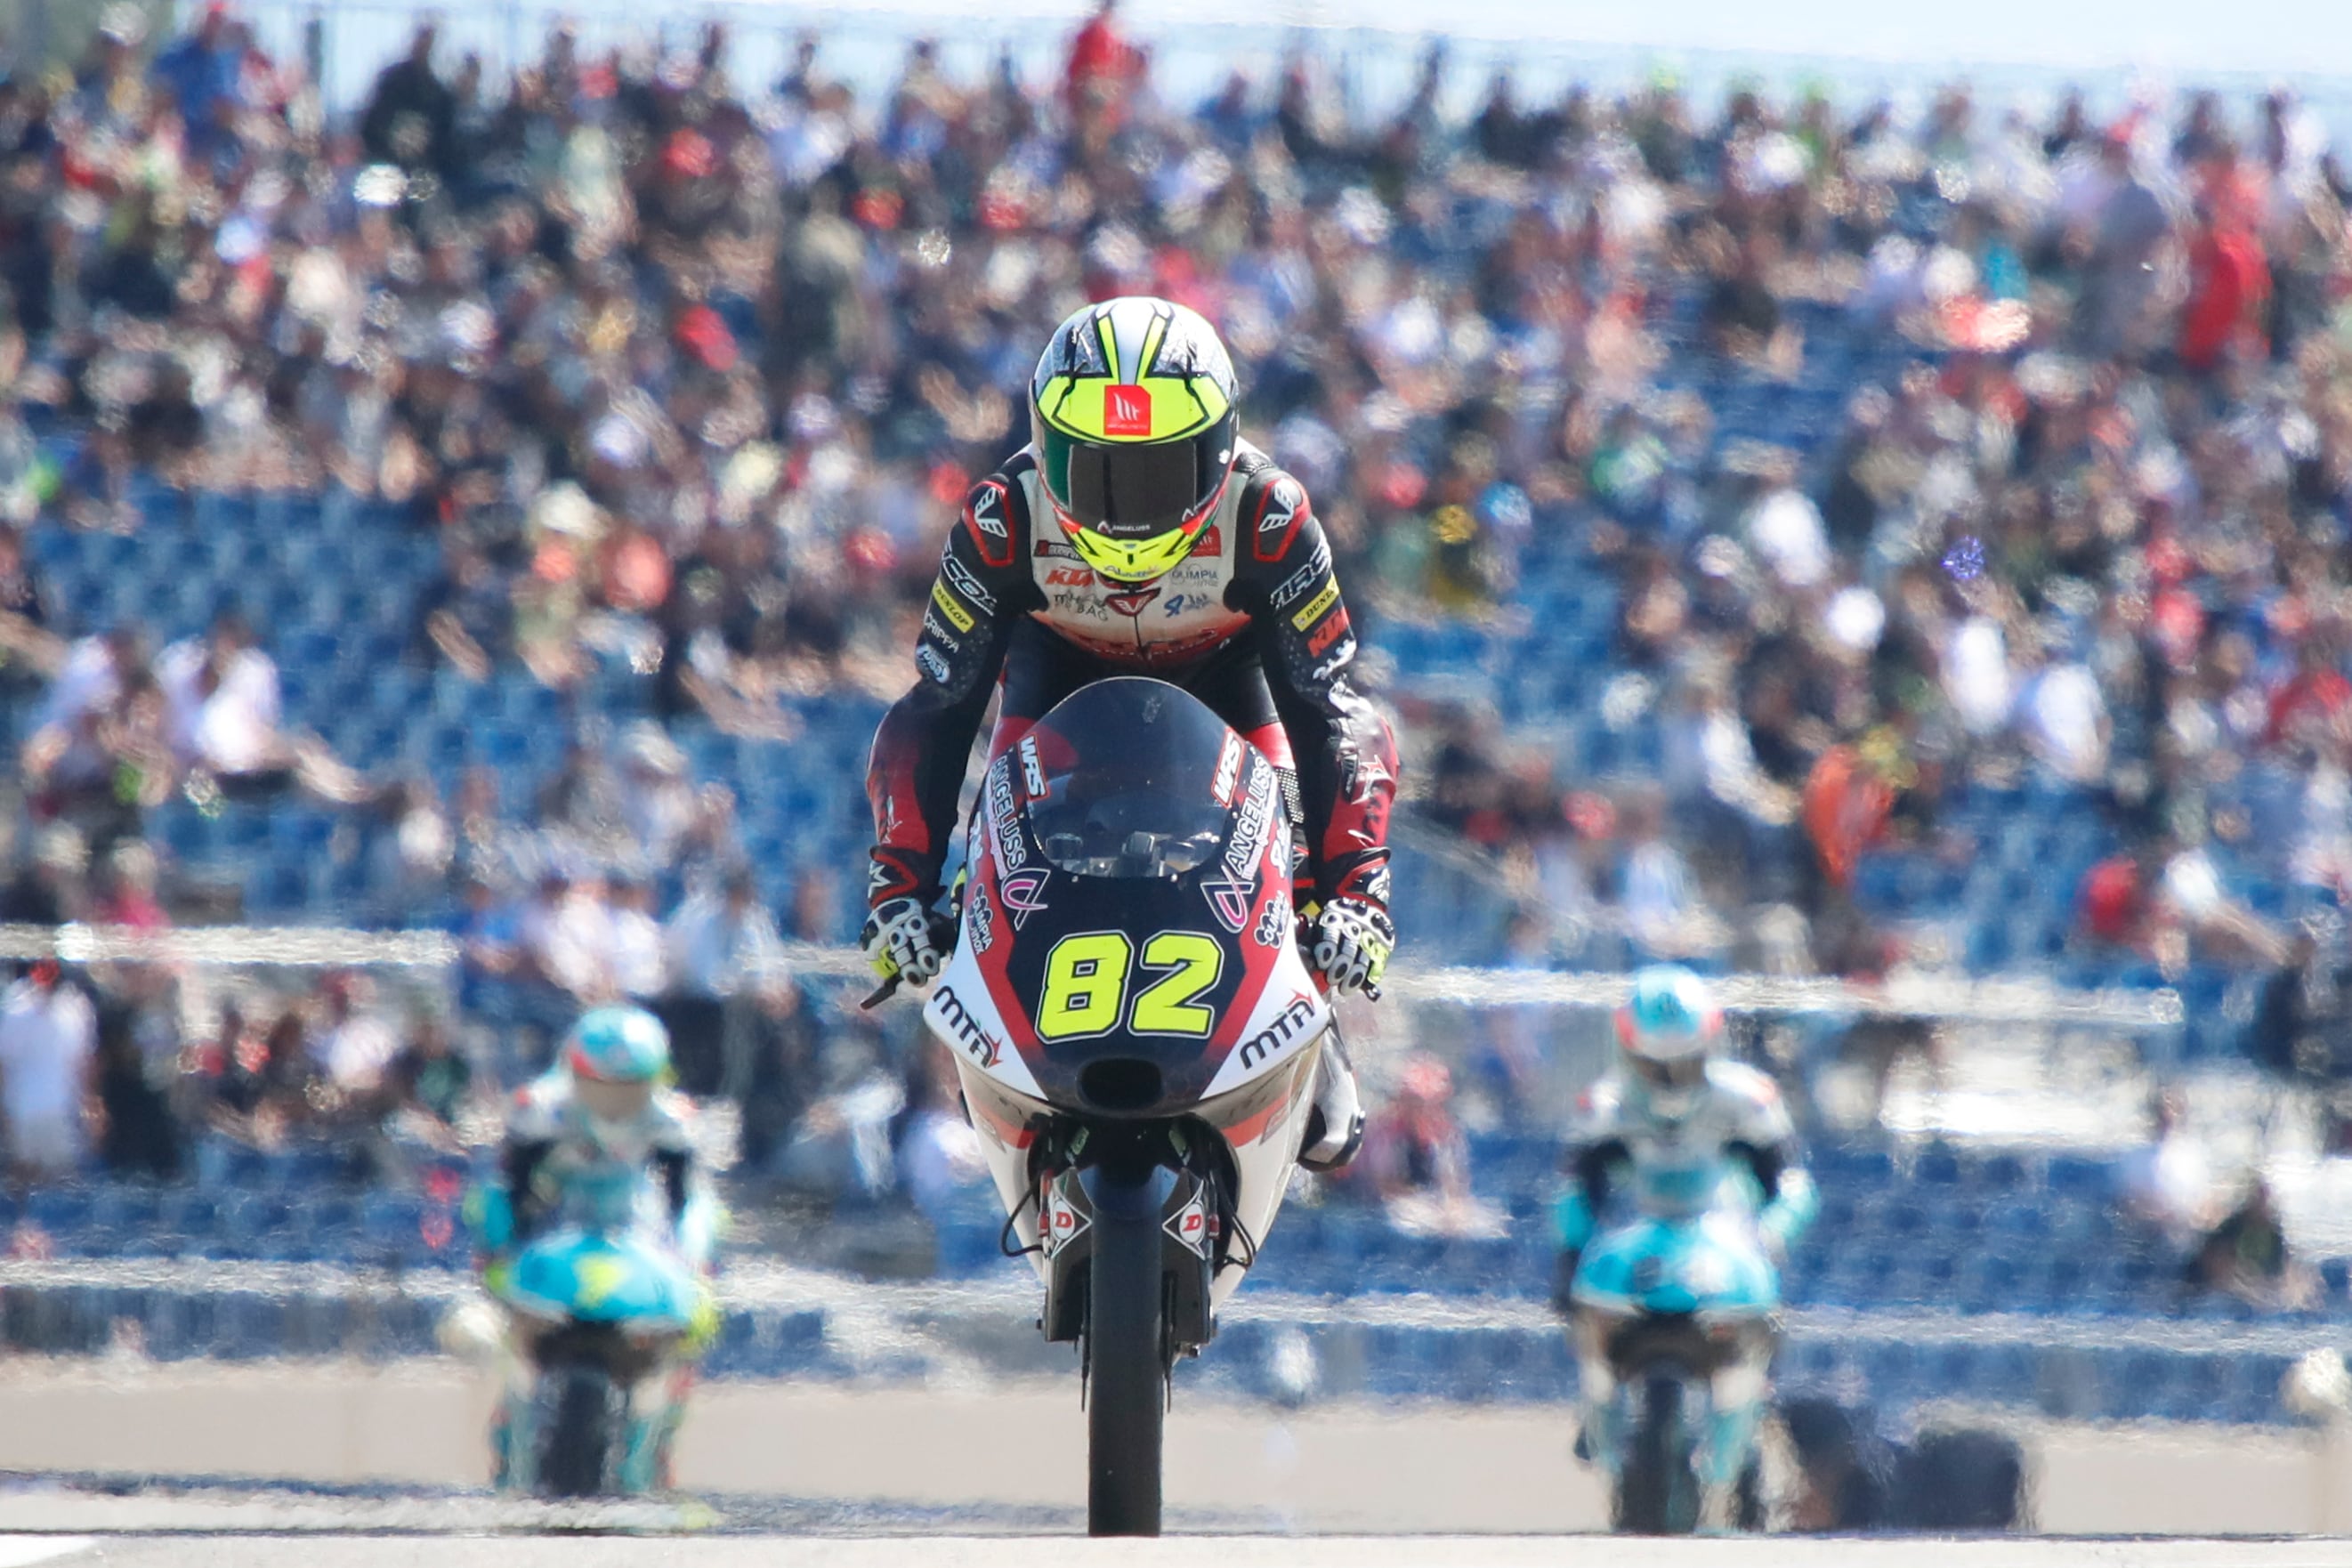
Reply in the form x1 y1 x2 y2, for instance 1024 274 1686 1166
1105 586 1161 618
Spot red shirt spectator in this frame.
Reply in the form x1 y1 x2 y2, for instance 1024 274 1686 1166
2179 214 2271 371
2081 853 2150 944
2265 643 2352 748
1065 0 1144 115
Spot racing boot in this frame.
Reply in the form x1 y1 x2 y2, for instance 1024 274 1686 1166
1694 1393 1766 1532
1297 1028 1364 1172
491 1386 538 1493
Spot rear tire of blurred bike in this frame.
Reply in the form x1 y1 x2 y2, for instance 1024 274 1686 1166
1086 1160 1171 1537
543 1365 617 1498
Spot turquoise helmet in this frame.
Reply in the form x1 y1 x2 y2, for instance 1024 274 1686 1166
563 1005 670 1085
1614 965 1721 1099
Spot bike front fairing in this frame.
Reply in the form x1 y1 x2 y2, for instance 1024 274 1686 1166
1571 1208 1780 1321
924 678 1330 1298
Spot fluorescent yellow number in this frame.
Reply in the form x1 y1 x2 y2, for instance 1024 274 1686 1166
1037 933 1132 1041
1132 933 1223 1037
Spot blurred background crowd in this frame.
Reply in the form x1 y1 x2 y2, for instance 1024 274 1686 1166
0 0 2348 1315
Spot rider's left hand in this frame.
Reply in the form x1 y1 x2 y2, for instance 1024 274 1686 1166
1312 895 1395 994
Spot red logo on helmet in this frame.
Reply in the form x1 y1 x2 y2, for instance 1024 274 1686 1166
1103 384 1152 437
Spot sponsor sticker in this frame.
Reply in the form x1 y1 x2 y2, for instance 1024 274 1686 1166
1236 990 1319 1071
917 644 952 684
1019 734 1047 799
1254 892 1291 948
1164 1192 1210 1259
934 983 1005 1070
966 882 998 954
1041 1184 1088 1260
942 553 997 614
921 608 961 652
1103 384 1152 437
1225 764 1277 878
1045 567 1093 587
1105 586 1160 618
1307 606 1351 658
1035 539 1079 560
1201 871 1255 934
1289 578 1340 632
1269 541 1333 609
986 756 1026 873
1211 733 1244 806
998 866 1052 928
930 579 974 633
1310 634 1357 683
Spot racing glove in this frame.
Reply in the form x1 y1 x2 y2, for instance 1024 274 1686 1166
1312 895 1395 994
861 896 952 987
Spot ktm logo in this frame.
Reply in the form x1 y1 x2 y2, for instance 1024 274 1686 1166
1103 384 1152 437
1308 607 1352 658
1045 568 1093 587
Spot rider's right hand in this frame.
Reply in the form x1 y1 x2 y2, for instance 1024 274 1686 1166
861 895 951 987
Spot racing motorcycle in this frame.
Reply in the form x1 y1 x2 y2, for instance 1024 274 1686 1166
877 677 1336 1536
474 1165 717 1498
1569 1209 1779 1533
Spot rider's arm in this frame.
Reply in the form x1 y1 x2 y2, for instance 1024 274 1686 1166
655 1147 691 1222
1721 1064 1817 1249
1554 1136 1631 1254
502 1136 556 1243
865 464 1043 905
1227 459 1398 907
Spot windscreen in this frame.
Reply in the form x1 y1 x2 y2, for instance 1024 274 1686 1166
1018 679 1241 880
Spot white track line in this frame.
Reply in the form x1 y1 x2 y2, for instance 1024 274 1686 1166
0 1540 93 1568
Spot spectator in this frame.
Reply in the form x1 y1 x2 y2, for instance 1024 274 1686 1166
309 972 400 1096
360 24 455 178
0 960 97 1184
2119 1087 2223 1254
382 1008 475 1150
2189 1178 2316 1310
1357 1055 1503 1238
663 867 781 1095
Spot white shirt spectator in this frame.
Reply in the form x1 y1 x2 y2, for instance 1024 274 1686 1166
313 1011 398 1091
666 883 783 999
1621 839 1701 954
2021 659 2110 784
38 636 125 732
0 975 96 1176
157 639 283 775
1942 615 2016 737
523 884 618 999
1744 486 1831 589
609 901 669 1001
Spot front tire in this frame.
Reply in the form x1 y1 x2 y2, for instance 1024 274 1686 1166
1615 1375 1698 1534
1086 1165 1170 1537
541 1365 618 1498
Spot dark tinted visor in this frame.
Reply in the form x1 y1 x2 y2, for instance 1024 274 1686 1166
1039 411 1234 534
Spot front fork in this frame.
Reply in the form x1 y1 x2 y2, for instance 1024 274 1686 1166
1034 1122 1223 1357
1569 1309 1776 1521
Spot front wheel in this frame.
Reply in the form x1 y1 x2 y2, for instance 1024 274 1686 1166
541 1364 618 1498
1615 1374 1698 1534
1085 1163 1172 1537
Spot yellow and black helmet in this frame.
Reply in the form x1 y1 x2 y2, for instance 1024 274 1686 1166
1030 296 1240 584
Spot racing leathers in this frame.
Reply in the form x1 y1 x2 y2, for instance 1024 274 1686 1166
863 438 1395 1162
1554 1059 1817 1523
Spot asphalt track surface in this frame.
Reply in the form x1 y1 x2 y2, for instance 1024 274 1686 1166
7 1531 2352 1568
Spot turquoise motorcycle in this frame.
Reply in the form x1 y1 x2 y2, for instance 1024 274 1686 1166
474 1165 718 1497
1568 1208 1782 1533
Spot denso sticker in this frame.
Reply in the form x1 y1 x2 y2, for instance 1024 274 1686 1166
917 644 953 684
1269 540 1333 609
941 553 997 614
986 756 1026 872
930 579 974 634
1289 578 1339 632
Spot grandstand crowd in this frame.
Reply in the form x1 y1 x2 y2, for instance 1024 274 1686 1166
0 0 2348 1298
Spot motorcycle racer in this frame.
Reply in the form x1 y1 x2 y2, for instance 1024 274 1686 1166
1555 965 1818 1527
472 1005 717 1491
861 295 1397 1170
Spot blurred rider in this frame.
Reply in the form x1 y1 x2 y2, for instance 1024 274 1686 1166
1554 966 1817 1524
861 295 1398 1170
473 1005 715 1491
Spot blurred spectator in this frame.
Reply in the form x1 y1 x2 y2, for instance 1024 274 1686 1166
309 971 400 1095
0 961 97 1184
382 1008 475 1152
360 24 455 177
2189 1177 2316 1310
1358 1055 1504 1238
663 866 782 1095
2118 1087 2223 1253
